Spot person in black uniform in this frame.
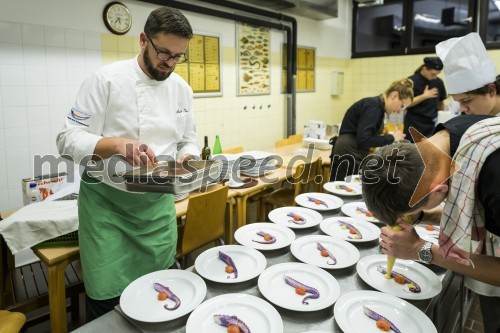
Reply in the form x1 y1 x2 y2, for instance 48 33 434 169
404 57 447 142
360 115 500 333
434 32 500 333
329 78 412 181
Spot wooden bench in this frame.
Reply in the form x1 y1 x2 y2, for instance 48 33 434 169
0 211 85 331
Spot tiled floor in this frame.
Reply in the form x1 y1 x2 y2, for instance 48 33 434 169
463 293 485 333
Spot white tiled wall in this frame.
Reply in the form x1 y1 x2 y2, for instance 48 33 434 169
0 21 102 210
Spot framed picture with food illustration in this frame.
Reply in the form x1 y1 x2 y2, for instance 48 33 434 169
237 22 271 96
175 32 222 98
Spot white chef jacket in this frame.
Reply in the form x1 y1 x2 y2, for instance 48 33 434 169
57 56 200 191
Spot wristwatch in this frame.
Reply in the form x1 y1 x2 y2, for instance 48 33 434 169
417 241 433 264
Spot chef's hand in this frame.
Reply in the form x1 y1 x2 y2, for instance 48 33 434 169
423 85 439 99
120 139 157 167
176 154 196 163
379 221 424 260
392 130 406 142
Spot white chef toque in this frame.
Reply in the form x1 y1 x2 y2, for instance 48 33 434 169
435 32 497 94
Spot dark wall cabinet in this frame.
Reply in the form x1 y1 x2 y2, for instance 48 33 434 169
352 0 475 58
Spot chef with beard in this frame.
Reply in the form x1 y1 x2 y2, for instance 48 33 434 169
57 7 199 320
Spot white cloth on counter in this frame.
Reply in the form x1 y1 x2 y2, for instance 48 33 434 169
0 200 78 254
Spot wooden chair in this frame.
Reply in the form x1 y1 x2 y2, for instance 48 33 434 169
288 133 303 144
0 212 84 331
275 138 293 147
0 310 26 333
176 185 229 268
262 157 323 219
222 146 244 154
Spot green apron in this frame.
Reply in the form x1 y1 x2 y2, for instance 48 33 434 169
78 172 176 300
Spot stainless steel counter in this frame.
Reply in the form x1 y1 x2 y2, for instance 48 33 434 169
72 198 449 333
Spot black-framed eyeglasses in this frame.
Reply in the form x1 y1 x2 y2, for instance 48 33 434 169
146 34 188 64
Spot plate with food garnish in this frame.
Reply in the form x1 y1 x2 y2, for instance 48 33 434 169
323 181 362 196
340 202 380 223
290 235 360 269
234 222 296 250
185 293 283 333
334 290 437 333
295 192 344 211
258 262 340 312
356 254 442 300
194 245 267 284
120 269 207 323
268 206 323 229
344 174 362 184
415 224 440 245
320 216 381 243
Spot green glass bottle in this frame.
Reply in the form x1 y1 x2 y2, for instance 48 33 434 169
213 135 222 155
201 136 211 160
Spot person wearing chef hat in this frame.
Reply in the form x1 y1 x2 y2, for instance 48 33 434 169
57 7 200 321
437 33 500 117
403 57 447 143
435 31 500 333
360 33 500 333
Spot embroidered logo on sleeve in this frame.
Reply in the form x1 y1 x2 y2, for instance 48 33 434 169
68 107 91 127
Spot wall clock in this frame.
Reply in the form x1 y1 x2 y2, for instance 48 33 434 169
103 2 132 35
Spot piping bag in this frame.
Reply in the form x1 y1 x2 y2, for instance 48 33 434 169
384 215 414 279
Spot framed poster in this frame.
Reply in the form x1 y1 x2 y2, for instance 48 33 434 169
282 44 316 93
237 22 271 96
175 32 222 97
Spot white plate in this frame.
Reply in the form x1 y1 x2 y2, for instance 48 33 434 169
344 174 362 184
356 254 442 300
234 222 296 250
225 180 245 188
194 245 267 283
258 262 340 311
290 235 360 269
415 224 440 245
239 150 277 160
320 217 380 243
334 290 437 333
323 181 362 196
295 192 344 211
119 269 207 323
185 293 283 333
340 202 379 223
268 206 323 229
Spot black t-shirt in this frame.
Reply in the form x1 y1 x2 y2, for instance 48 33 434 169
339 96 394 149
404 73 447 141
407 73 447 120
435 115 500 236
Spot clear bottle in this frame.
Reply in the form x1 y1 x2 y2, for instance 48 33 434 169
213 135 222 155
28 183 40 204
201 136 211 160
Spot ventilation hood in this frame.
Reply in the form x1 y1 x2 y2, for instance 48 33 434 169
223 0 338 20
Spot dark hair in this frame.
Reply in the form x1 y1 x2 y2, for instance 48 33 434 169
144 7 193 39
467 74 500 95
413 64 425 74
360 142 428 225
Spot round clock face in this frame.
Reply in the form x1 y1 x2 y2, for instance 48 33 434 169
103 2 132 35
